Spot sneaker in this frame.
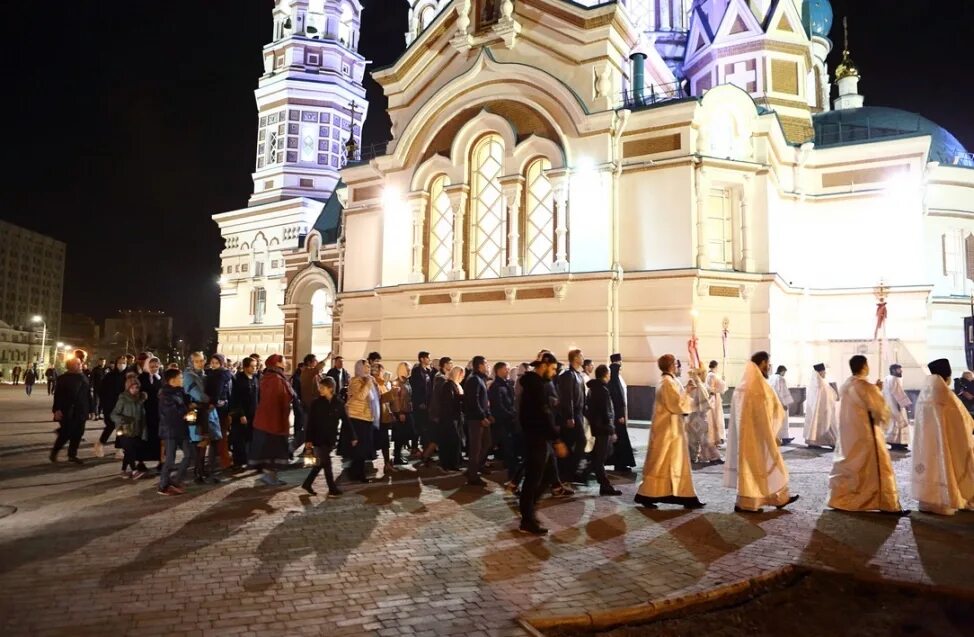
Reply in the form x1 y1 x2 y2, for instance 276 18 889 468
93 441 104 458
301 483 317 496
518 521 549 536
157 486 181 496
327 489 343 499
599 488 623 496
131 471 146 480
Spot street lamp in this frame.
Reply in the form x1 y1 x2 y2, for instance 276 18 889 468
32 316 47 368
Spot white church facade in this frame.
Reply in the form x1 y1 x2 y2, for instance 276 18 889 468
216 0 974 396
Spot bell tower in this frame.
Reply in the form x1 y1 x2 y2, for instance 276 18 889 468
250 0 368 207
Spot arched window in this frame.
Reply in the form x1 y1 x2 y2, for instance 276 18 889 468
311 288 332 325
427 176 454 282
419 4 436 31
469 135 506 279
338 3 355 49
523 158 555 275
250 287 267 324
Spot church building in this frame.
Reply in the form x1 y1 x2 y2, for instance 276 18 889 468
217 0 974 394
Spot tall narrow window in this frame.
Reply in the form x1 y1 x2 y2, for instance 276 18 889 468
705 188 734 269
523 158 555 275
427 176 454 282
469 135 506 279
966 233 974 282
251 287 267 324
338 4 355 49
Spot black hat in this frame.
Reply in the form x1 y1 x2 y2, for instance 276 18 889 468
813 363 825 373
610 353 623 363
927 358 951 380
531 352 560 368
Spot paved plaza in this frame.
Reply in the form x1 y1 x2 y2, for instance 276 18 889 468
0 384 972 636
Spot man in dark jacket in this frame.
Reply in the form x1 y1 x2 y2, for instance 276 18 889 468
488 362 519 486
49 359 91 464
606 353 636 472
409 352 435 449
518 352 561 535
89 359 106 416
45 366 58 395
463 355 493 486
428 357 453 426
585 365 622 495
956 371 974 418
326 356 350 400
557 349 587 482
96 356 128 457
229 356 259 467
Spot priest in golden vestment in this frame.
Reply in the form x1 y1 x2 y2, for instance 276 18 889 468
827 355 908 516
634 354 705 510
724 351 800 512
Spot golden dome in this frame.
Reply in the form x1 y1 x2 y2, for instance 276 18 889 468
835 49 860 80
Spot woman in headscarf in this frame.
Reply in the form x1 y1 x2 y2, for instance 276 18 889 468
137 357 163 473
184 352 222 484
345 359 379 482
250 354 294 485
371 363 396 471
391 362 415 465
437 366 465 471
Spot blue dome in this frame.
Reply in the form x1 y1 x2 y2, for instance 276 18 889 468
813 106 972 167
802 0 833 38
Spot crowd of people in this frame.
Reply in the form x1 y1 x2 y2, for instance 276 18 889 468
43 345 974 536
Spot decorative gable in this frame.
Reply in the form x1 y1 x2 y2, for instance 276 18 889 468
712 0 763 44
763 0 809 42
684 6 715 67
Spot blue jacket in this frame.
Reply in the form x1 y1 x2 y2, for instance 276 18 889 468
184 366 220 441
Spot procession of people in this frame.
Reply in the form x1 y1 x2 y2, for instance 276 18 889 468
43 345 974 535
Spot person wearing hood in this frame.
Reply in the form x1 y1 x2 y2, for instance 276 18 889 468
804 363 838 448
725 351 800 512
250 354 295 486
883 364 912 451
828 355 908 515
606 353 636 473
184 352 222 484
635 354 704 510
112 376 149 479
584 365 622 496
95 355 128 457
911 358 974 515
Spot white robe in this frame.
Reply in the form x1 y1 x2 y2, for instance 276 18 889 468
804 374 837 446
912 375 974 516
705 371 727 446
769 373 794 440
687 381 721 463
637 374 697 498
724 363 791 510
828 375 902 512
883 375 912 446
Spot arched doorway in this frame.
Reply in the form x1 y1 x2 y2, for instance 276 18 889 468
282 264 337 371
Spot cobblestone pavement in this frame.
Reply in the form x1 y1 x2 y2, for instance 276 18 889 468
0 385 971 636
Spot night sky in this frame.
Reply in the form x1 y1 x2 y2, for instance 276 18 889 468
4 0 972 343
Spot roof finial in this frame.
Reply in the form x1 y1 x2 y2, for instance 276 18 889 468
835 16 860 80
